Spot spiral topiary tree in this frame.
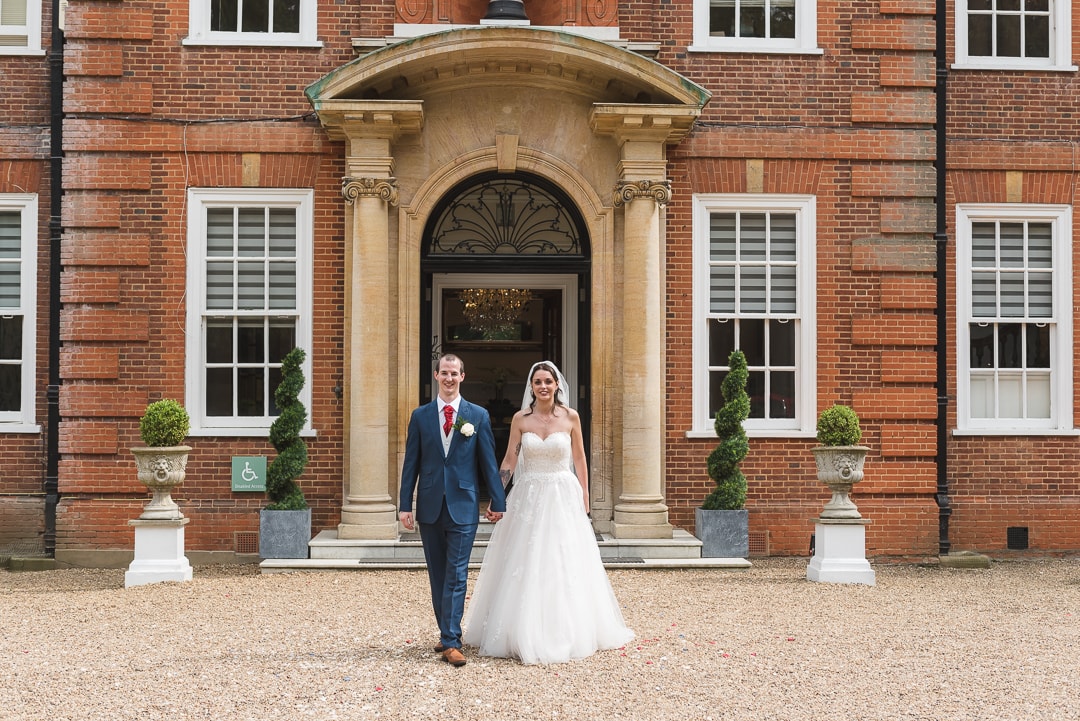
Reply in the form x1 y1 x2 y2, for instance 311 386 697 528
703 349 750 510
266 347 309 511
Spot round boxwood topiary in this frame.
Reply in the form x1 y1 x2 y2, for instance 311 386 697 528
139 399 190 447
816 404 863 446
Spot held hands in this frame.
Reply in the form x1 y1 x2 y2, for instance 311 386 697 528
485 506 504 523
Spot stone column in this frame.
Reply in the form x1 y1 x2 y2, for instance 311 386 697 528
310 101 424 540
338 176 400 539
611 178 673 538
591 105 701 539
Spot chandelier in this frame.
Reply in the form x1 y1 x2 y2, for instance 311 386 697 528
459 288 532 333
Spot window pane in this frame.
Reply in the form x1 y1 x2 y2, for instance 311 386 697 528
206 208 234 255
710 214 736 261
710 1 736 37
771 214 796 260
998 275 1025 317
237 368 265 416
970 374 992 417
1026 324 1050 368
0 365 19 412
771 371 795 418
0 211 20 258
1025 15 1049 58
997 15 1021 57
968 15 993 56
740 3 766 38
740 214 766 260
273 0 299 33
210 0 238 32
0 263 19 308
741 318 765 366
237 208 265 257
746 370 765 418
206 368 234 415
971 223 996 266
998 323 1023 368
770 264 796 313
268 262 296 309
709 319 735 366
206 323 233 363
237 322 264 364
241 0 270 32
268 208 297 257
740 266 766 312
237 261 265 310
708 371 724 417
999 223 1024 267
269 324 296 363
206 261 234 310
710 266 736 313
998 374 1023 416
971 271 997 317
1028 271 1052 318
970 324 994 368
1 0 29 24
269 366 284 414
771 0 796 39
1027 373 1051 417
770 320 795 365
1028 223 1052 267
0 316 22 360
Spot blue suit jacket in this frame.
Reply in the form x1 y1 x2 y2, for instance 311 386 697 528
399 398 507 525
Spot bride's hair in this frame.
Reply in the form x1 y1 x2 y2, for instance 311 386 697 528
525 362 565 416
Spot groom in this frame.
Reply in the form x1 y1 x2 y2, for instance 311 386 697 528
399 353 506 667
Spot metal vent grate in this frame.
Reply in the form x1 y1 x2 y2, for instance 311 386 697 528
1006 526 1029 550
235 531 259 555
748 530 770 557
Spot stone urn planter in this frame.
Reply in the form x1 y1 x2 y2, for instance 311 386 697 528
811 445 868 519
132 445 192 520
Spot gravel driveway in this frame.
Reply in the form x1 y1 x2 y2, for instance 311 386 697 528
2 557 1077 721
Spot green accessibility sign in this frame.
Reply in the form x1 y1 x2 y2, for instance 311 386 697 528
231 456 267 492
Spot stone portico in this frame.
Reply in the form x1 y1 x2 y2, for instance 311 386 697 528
304 27 710 550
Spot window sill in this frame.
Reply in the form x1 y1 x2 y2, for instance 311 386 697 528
688 45 823 55
952 427 1080 437
685 428 816 440
951 61 1078 73
182 37 323 48
0 48 45 56
0 423 42 434
189 427 319 438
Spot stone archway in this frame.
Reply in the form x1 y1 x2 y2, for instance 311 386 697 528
306 27 709 543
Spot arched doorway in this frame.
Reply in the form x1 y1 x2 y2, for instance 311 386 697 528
420 172 591 467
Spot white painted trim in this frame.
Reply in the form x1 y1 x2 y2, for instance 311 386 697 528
954 0 1072 70
0 194 37 429
185 0 320 47
690 0 818 53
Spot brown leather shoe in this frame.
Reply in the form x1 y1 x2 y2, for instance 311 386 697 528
433 641 446 653
441 647 467 667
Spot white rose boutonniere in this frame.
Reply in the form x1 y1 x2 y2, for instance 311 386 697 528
454 417 475 437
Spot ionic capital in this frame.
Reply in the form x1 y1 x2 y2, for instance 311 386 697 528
613 179 671 208
342 177 399 206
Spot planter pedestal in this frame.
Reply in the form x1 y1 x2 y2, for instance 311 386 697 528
806 518 875 586
125 517 193 588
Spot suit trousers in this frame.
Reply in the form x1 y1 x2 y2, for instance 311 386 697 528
418 499 478 649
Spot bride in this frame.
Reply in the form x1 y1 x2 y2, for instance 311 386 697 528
463 361 634 664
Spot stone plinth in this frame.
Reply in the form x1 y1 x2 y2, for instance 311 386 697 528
806 518 875 586
124 517 193 588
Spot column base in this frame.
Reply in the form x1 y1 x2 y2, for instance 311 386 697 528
338 498 399 540
125 518 193 588
612 503 673 539
806 519 875 586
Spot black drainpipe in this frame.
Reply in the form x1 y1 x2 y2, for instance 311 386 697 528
44 0 65 556
934 0 951 557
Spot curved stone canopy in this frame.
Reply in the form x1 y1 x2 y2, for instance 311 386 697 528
306 27 710 107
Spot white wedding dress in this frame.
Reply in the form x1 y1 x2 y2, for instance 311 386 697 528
463 431 635 664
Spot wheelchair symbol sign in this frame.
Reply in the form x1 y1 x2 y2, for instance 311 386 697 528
231 456 267 492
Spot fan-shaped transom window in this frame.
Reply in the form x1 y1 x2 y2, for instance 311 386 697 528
426 174 585 259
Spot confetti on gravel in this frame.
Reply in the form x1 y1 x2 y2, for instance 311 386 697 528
1 557 1077 720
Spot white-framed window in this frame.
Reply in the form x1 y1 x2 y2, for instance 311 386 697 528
691 194 816 438
185 188 313 435
0 0 44 55
690 0 819 54
185 0 320 47
956 205 1073 434
954 0 1075 71
0 195 38 431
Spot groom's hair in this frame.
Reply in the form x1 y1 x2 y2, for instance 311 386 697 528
435 353 464 373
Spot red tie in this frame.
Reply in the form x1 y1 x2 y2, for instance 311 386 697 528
443 404 454 435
